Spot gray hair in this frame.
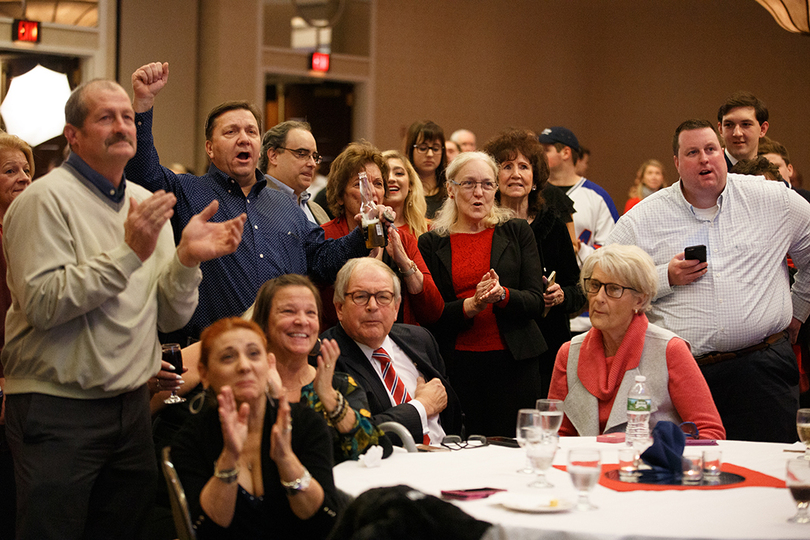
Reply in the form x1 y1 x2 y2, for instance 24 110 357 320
430 151 514 236
258 121 312 173
333 258 401 305
65 79 125 129
580 244 657 312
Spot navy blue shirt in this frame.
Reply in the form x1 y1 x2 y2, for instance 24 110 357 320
125 110 368 338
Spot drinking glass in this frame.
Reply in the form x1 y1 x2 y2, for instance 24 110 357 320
536 398 564 438
568 448 601 511
786 458 810 524
516 408 540 474
162 343 185 404
797 409 810 460
526 430 557 488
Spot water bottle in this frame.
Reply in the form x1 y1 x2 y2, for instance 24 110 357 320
626 375 651 450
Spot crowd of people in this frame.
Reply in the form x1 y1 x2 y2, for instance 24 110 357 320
0 60 807 540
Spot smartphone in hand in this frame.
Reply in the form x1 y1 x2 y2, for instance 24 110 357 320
684 245 707 263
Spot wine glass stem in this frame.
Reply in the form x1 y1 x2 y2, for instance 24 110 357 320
804 446 810 460
577 490 590 509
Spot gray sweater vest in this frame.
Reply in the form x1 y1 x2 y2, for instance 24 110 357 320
564 323 683 436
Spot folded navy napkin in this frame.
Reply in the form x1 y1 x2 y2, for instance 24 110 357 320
638 421 685 484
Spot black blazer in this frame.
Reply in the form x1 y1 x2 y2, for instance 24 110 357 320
418 218 547 361
320 323 464 443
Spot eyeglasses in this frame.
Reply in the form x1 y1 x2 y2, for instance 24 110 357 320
440 435 488 451
583 278 637 299
449 179 498 192
345 290 395 306
278 147 323 165
412 144 443 154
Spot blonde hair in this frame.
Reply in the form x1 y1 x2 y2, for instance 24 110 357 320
580 244 657 312
430 151 514 236
0 133 34 178
382 150 428 237
627 159 667 200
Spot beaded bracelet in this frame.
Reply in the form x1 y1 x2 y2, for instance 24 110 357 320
327 391 346 421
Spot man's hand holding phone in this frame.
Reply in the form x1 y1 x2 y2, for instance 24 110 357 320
668 245 708 286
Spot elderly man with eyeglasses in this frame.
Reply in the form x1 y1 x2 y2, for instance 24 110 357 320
321 257 464 447
126 62 370 342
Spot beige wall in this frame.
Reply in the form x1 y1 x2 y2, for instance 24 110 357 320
373 0 810 209
118 0 810 208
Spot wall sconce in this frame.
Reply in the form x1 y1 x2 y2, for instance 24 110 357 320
754 0 809 35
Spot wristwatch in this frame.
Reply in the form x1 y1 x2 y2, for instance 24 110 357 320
399 260 418 278
281 468 312 495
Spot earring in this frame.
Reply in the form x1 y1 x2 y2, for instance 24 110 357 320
531 185 537 191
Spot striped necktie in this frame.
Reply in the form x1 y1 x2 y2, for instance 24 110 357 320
373 347 430 445
373 347 412 404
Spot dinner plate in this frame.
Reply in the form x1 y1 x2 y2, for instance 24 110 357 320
495 493 574 513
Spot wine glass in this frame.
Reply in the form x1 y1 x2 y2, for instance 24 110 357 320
162 343 186 404
526 429 557 488
536 398 564 438
797 409 810 460
516 409 540 474
568 448 601 511
786 458 810 523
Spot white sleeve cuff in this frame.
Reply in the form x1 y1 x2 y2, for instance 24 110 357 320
409 399 430 436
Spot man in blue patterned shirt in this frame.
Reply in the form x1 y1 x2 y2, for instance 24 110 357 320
126 62 369 339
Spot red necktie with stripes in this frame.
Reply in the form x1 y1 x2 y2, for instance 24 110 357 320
373 347 430 444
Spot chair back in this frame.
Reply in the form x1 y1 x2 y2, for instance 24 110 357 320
377 421 418 452
161 446 197 540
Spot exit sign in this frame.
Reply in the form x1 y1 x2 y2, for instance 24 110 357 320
310 52 330 73
12 20 40 43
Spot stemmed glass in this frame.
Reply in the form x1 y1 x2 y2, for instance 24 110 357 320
536 398 564 438
525 429 557 488
162 343 185 405
786 458 810 523
516 409 540 474
797 409 810 460
568 448 601 511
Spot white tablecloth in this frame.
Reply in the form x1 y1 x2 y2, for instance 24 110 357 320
334 437 807 540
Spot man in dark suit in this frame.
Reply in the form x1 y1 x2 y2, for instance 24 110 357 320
321 258 463 445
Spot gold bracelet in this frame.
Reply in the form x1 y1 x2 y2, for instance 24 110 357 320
213 464 239 484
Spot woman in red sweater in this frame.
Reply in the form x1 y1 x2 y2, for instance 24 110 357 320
418 152 547 437
548 244 725 440
320 141 442 329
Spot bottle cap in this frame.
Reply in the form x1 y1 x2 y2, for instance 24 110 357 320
634 375 646 382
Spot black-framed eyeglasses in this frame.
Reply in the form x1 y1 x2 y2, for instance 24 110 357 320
345 290 395 306
440 435 488 451
278 147 323 165
449 179 498 192
413 144 443 155
583 278 637 299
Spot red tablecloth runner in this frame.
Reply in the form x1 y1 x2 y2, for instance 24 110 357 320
554 463 785 491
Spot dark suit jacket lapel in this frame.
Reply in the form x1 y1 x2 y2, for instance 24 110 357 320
332 324 392 411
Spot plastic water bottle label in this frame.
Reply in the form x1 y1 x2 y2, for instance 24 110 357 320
627 397 651 412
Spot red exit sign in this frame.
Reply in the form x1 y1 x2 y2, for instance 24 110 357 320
13 20 40 43
310 52 330 73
